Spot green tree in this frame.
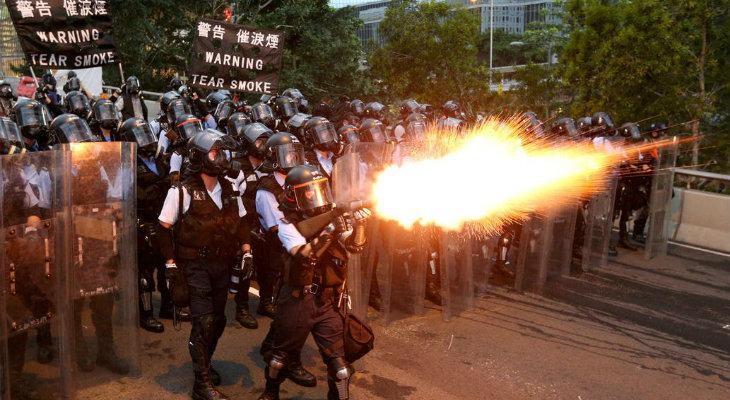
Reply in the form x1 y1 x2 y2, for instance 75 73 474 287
370 0 488 108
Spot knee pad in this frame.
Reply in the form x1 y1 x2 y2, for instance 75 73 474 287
267 352 287 379
328 357 352 400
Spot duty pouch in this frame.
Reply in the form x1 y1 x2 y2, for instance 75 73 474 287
338 281 374 363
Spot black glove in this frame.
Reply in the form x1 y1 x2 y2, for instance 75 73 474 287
166 262 189 307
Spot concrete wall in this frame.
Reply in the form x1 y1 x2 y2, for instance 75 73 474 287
670 188 730 254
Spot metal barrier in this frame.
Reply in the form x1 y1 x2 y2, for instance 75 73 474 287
670 169 730 255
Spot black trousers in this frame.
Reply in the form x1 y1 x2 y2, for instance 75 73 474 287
270 285 345 366
183 258 230 318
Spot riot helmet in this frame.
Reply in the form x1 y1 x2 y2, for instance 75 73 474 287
647 122 668 140
187 129 230 176
272 96 297 120
284 165 334 216
177 85 190 97
126 76 141 94
42 72 57 90
364 102 385 121
350 99 365 116
218 89 232 100
437 117 463 131
359 118 387 143
400 99 419 118
304 116 340 152
282 88 307 111
205 91 228 114
64 90 91 118
0 80 13 99
551 117 579 139
0 117 24 154
618 122 642 142
241 122 273 158
65 76 81 92
67 71 77 79
523 111 545 138
174 114 204 141
160 91 182 117
442 100 461 118
49 113 96 144
287 113 312 140
92 99 121 130
576 116 594 136
119 117 157 158
166 97 192 126
13 98 51 140
264 132 305 173
226 112 253 140
214 100 235 128
592 112 615 136
251 102 276 129
338 124 361 144
169 76 183 92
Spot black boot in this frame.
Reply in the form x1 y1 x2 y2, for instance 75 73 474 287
235 304 258 329
158 294 174 320
140 293 165 333
93 302 130 375
190 315 229 400
74 308 95 372
257 299 277 319
207 316 227 386
286 355 317 387
426 281 442 306
258 367 284 400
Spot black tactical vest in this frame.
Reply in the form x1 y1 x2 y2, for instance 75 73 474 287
174 176 241 255
281 209 348 288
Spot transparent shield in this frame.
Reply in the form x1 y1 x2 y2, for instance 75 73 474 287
514 213 550 293
645 138 678 259
376 222 428 325
0 149 73 400
582 171 619 271
544 204 578 279
66 142 140 390
346 218 382 321
439 231 474 321
472 235 499 295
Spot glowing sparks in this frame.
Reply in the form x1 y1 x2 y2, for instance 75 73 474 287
371 117 620 233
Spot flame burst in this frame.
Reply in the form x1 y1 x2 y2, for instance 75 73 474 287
371 117 620 234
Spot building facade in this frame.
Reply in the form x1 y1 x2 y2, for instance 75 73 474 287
0 2 25 77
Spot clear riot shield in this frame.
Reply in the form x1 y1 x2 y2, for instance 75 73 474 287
581 171 619 271
0 149 73 400
332 143 402 321
545 203 579 279
514 213 550 293
645 138 678 259
65 142 140 391
439 231 474 321
374 222 427 324
472 235 498 295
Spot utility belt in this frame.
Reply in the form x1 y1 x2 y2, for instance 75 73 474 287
176 244 235 261
291 272 340 300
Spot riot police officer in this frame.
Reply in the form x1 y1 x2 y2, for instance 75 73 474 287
251 102 277 131
151 91 183 141
90 99 121 142
158 129 253 400
259 165 371 400
271 95 298 131
632 123 667 242
359 118 387 143
303 117 341 177
0 79 17 117
203 91 228 129
113 76 148 121
36 72 63 117
119 118 171 332
363 101 386 123
12 98 52 151
282 88 309 113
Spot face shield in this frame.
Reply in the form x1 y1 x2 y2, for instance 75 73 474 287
276 99 297 119
252 103 275 126
0 118 24 154
66 77 81 91
176 118 204 140
273 142 305 171
314 121 338 147
58 118 95 143
16 105 49 128
365 123 386 143
0 84 13 97
127 77 140 94
351 101 364 115
214 101 234 123
66 93 90 116
167 99 192 125
293 178 334 213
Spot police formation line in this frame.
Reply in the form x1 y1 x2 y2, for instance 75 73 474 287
0 73 671 400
